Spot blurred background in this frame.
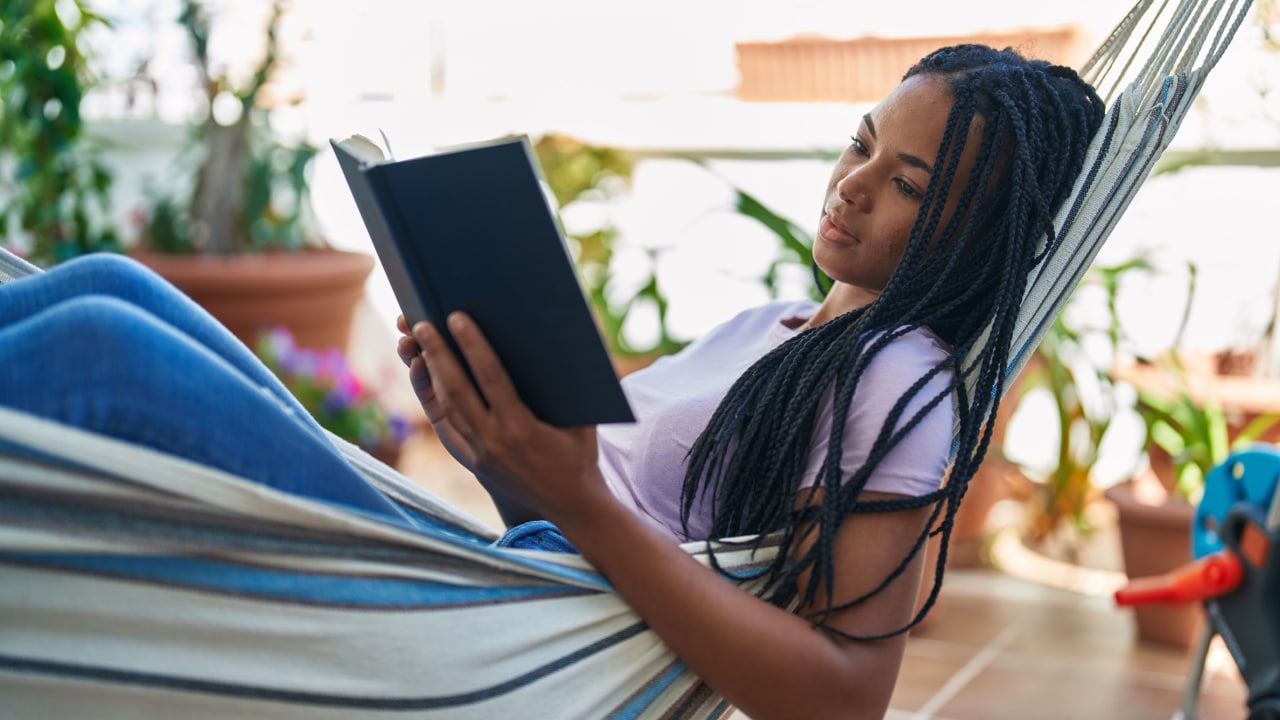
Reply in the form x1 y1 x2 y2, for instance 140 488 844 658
5 0 1280 715
4 0 1280 552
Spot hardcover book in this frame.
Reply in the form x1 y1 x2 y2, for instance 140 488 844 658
331 134 634 427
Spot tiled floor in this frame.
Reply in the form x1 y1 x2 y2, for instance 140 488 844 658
394 427 1251 720
886 571 1247 719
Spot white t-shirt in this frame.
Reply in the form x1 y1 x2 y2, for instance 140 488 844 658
597 300 954 542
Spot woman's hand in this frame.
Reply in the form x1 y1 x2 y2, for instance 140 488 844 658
395 314 478 475
409 312 609 525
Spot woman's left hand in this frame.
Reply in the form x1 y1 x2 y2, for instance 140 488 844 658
412 313 609 523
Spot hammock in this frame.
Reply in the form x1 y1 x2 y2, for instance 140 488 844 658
0 1 1258 716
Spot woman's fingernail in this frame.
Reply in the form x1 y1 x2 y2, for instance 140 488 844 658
448 313 467 333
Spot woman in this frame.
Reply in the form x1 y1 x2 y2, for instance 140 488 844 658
398 44 1103 719
0 44 1102 720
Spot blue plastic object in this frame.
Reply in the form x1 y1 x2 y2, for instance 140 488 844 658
1193 444 1280 559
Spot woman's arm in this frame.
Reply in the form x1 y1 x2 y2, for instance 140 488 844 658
415 313 931 720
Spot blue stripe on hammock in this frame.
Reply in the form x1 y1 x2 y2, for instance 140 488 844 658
612 663 689 719
3 553 587 607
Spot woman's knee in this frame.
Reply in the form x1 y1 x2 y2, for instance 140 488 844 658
17 293 164 351
0 294 176 400
52 252 172 301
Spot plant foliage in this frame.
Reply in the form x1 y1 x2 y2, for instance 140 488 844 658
0 0 119 266
141 0 318 255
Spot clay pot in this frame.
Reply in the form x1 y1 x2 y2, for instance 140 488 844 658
133 249 375 352
947 457 1018 567
1104 479 1203 648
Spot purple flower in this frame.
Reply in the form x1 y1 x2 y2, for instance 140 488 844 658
282 347 320 378
323 382 359 413
317 348 349 383
260 327 295 361
389 415 412 444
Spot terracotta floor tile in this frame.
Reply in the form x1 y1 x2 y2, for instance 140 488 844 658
934 649 1249 720
890 638 980 712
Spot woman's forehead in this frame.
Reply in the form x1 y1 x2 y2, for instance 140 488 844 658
868 74 987 170
868 75 956 138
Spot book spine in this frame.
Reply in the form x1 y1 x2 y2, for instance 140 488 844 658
363 165 445 332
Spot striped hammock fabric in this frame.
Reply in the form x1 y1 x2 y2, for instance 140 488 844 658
0 406 780 718
0 0 1257 716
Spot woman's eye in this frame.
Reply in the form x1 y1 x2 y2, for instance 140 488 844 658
848 136 868 155
895 179 922 200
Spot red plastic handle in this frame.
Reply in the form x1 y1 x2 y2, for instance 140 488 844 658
1114 551 1244 607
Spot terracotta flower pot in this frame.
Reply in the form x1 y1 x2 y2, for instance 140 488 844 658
132 249 375 352
947 456 1019 567
1104 479 1204 648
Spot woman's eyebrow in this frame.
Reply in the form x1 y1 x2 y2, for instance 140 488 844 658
862 113 935 177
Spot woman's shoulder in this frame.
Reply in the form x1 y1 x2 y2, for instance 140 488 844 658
876 326 951 361
727 299 820 327
860 326 954 392
693 299 820 345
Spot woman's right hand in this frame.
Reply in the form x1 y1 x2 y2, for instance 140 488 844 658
395 315 478 474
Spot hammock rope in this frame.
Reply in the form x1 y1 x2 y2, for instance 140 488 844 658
0 0 1259 716
997 0 1254 399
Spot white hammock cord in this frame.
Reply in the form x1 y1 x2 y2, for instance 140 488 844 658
971 0 1256 429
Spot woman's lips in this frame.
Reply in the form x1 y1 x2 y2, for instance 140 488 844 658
819 214 858 245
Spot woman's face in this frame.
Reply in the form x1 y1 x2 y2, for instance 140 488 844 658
817 74 983 302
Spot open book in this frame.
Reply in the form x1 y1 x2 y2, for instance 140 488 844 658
332 134 634 427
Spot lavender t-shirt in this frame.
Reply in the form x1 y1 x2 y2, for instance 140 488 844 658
597 300 954 542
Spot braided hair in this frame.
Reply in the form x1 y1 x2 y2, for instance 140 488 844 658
678 44 1105 638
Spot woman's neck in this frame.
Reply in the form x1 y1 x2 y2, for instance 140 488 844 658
801 283 880 331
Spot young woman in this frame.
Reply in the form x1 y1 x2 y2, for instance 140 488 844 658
0 44 1102 720
399 44 1104 719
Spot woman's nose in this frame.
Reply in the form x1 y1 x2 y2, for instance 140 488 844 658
836 167 872 210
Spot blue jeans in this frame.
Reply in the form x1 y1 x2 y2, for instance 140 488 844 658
493 520 578 553
0 253 411 523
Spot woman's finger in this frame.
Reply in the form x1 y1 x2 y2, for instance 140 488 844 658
414 321 491 429
396 314 410 335
445 313 526 414
396 334 423 368
407 355 434 402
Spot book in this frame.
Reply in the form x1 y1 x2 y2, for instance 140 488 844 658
331 133 635 427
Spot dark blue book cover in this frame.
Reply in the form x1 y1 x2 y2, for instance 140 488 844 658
332 135 634 428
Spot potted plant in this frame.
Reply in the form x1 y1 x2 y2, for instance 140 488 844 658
1106 349 1280 647
1105 257 1280 646
1101 1 1280 647
0 0 120 267
1003 259 1161 564
130 0 373 352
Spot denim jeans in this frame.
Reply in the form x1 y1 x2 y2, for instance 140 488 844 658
492 520 578 553
0 253 411 523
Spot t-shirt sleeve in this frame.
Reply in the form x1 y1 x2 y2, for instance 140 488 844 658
798 331 953 498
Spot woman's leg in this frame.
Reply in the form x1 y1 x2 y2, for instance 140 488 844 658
0 294 411 522
0 253 330 444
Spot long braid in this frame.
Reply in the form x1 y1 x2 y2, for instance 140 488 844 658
680 44 1106 635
